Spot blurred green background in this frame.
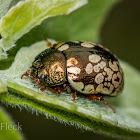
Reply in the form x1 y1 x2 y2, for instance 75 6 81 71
1 0 140 139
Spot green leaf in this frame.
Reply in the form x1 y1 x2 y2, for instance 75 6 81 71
0 79 7 93
0 0 21 59
0 0 87 51
14 0 118 49
41 0 118 42
0 0 12 19
0 0 19 19
0 46 7 60
0 40 140 138
0 107 23 140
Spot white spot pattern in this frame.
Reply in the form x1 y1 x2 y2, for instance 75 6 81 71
96 84 103 93
81 42 95 48
67 58 78 67
112 72 122 88
95 73 104 84
89 54 101 63
96 83 114 94
104 67 113 81
93 61 106 73
82 85 95 94
67 67 81 74
68 76 84 92
109 61 118 71
93 63 100 72
72 41 80 43
99 61 106 69
58 44 69 51
85 63 93 74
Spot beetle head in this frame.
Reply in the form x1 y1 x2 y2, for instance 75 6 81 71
31 58 48 83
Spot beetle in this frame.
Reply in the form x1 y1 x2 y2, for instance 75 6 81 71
21 41 124 112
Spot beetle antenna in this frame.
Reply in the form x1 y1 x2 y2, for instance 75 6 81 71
102 99 115 113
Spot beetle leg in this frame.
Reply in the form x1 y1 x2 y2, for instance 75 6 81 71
50 84 75 95
21 70 31 79
85 95 115 112
39 86 58 94
47 87 58 94
54 84 72 94
65 85 71 94
54 86 63 94
71 91 77 100
46 39 53 48
34 79 41 87
40 84 77 100
30 75 37 81
102 100 115 113
39 86 48 92
65 85 77 100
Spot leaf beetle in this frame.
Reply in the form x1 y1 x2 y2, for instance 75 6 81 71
21 41 124 112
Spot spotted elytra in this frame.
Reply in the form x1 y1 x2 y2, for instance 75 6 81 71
21 41 124 112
